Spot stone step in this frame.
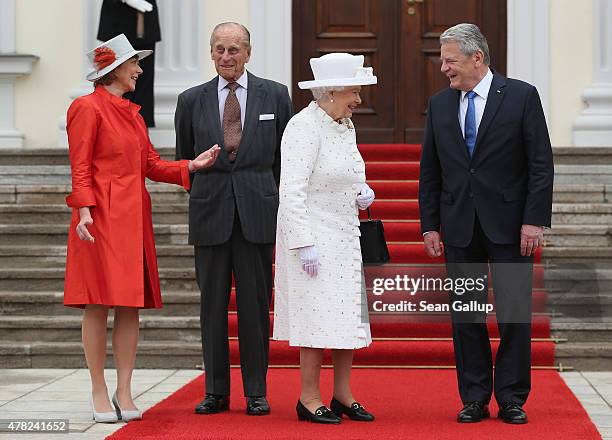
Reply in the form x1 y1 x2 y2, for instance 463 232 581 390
554 164 612 184
0 315 205 343
542 247 612 263
0 184 189 205
551 318 612 342
0 224 189 246
2 183 606 205
0 148 173 166
14 243 570 269
0 341 204 369
552 203 612 224
552 147 612 165
547 292 612 318
544 267 612 293
554 342 612 371
2 147 611 166
0 339 564 369
0 268 199 291
0 204 188 224
0 315 570 345
544 224 611 247
0 245 197 268
0 291 201 316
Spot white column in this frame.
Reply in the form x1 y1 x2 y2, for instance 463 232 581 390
507 0 550 121
0 0 38 149
59 0 206 148
573 0 612 146
249 0 292 93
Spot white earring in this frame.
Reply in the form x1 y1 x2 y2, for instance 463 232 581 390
330 98 334 103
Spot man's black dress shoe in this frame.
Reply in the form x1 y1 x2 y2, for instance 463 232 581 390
194 394 229 414
457 401 490 423
330 397 375 421
246 396 270 415
498 402 528 424
296 400 341 424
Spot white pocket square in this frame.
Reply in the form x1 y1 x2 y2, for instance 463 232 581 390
259 113 275 120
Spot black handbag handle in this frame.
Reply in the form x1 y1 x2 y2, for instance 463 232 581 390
366 207 373 221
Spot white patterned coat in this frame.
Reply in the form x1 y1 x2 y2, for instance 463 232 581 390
272 101 372 349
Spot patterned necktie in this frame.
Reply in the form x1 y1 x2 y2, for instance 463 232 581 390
464 90 477 158
223 82 242 162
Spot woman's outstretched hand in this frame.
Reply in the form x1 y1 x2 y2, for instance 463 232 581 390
189 144 221 172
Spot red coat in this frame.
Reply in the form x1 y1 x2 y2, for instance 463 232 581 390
64 86 190 309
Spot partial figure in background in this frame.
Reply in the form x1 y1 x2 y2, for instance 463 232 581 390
98 0 160 127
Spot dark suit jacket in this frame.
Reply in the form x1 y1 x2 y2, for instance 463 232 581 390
98 0 161 45
419 71 554 247
175 71 293 246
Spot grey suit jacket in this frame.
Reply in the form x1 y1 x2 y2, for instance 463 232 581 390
175 71 293 246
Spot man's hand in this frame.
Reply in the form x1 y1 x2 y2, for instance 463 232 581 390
122 0 153 13
520 224 544 256
423 231 443 258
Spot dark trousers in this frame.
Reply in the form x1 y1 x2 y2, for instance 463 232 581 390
444 216 533 406
124 39 155 127
194 213 273 397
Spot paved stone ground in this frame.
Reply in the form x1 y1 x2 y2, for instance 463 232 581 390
0 369 610 439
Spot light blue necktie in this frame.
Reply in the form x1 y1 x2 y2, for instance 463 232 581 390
464 91 477 158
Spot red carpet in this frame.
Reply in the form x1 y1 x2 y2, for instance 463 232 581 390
107 145 586 439
107 369 601 440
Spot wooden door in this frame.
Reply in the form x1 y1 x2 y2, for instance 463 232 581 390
292 0 507 143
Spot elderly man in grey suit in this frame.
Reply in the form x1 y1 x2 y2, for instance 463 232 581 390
175 22 292 416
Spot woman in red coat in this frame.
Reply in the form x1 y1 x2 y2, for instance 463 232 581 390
64 34 220 423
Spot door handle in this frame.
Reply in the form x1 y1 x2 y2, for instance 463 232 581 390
407 0 424 15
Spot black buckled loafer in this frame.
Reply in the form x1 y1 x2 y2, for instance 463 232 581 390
246 396 270 415
194 394 229 414
296 400 341 424
498 402 528 424
457 401 490 423
330 397 375 421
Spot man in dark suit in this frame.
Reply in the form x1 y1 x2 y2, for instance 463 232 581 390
175 22 292 416
98 0 160 126
419 23 554 424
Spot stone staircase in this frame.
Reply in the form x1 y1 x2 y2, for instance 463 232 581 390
0 147 611 370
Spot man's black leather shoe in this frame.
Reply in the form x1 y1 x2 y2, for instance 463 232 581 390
498 402 528 424
457 401 490 423
330 397 374 421
246 396 270 415
296 400 341 424
194 394 229 414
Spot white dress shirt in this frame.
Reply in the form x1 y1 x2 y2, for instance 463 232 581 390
218 72 248 129
458 68 493 137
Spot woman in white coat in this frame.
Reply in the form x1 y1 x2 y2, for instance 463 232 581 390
273 53 377 424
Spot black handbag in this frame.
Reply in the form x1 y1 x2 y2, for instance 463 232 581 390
359 207 390 265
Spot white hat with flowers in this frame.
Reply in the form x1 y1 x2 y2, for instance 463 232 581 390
86 33 152 81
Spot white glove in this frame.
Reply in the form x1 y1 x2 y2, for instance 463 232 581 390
298 246 320 277
122 0 153 13
356 183 375 210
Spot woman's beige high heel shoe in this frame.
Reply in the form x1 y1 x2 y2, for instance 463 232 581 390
112 391 142 422
90 394 118 423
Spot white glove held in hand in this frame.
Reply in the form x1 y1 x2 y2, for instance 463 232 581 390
298 246 320 277
356 183 375 210
122 0 153 13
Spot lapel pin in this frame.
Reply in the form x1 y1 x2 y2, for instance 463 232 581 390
496 90 501 94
